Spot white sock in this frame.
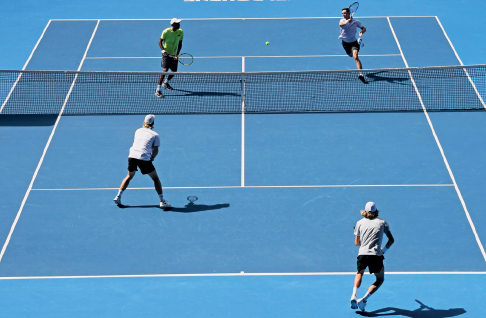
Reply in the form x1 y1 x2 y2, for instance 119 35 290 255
157 85 161 91
117 189 124 198
158 193 164 201
359 72 364 76
163 78 169 84
352 287 358 298
363 292 371 301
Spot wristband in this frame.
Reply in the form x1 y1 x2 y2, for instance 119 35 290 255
162 50 166 54
381 247 388 254
344 20 348 25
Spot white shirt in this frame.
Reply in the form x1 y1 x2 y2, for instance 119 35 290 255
128 128 160 161
339 19 363 43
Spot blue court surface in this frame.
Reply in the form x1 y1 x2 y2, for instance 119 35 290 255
1 11 486 318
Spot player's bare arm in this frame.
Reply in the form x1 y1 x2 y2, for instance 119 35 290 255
384 231 394 249
159 39 167 56
151 146 159 161
355 236 361 246
359 26 366 37
174 41 183 59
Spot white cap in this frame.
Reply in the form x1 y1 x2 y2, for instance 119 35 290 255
170 18 182 25
364 201 377 212
144 114 155 125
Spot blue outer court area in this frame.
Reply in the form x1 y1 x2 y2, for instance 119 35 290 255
1 16 486 317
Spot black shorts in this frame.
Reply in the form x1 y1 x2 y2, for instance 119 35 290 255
342 40 360 57
357 255 384 274
128 158 155 175
161 55 178 72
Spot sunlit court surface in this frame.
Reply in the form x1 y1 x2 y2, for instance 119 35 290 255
1 4 486 317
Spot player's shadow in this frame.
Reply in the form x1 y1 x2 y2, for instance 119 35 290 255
170 89 240 97
0 115 58 127
364 71 411 85
356 300 466 318
118 202 229 213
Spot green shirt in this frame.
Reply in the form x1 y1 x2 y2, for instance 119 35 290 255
161 28 184 56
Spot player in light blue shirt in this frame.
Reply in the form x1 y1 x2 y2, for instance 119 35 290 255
339 7 367 82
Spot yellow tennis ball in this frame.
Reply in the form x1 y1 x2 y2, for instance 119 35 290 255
266 41 269 45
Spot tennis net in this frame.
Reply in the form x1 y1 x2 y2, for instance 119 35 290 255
1 65 485 115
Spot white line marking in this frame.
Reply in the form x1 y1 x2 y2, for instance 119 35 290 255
0 271 485 280
435 16 486 109
49 16 437 21
388 17 486 263
0 20 100 266
241 57 245 187
84 54 402 59
0 20 52 114
31 184 454 191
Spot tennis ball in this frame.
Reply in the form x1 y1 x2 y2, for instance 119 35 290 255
266 41 269 45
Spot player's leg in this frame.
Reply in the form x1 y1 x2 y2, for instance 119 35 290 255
162 57 178 90
351 255 367 310
357 257 385 311
155 56 169 97
353 49 362 70
369 268 385 294
114 167 136 205
351 269 364 309
147 169 171 209
353 49 366 83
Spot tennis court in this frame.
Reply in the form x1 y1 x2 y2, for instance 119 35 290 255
1 12 486 318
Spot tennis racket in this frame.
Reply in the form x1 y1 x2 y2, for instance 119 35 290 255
349 2 359 19
170 53 194 66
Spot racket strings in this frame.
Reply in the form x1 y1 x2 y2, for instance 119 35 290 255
178 53 194 65
349 2 359 16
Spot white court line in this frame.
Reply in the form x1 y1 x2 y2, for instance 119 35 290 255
84 54 401 59
387 17 486 263
31 184 454 191
0 20 52 114
241 57 245 187
435 16 486 109
0 271 485 280
49 16 437 21
0 21 101 265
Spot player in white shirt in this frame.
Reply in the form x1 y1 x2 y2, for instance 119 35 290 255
350 202 394 312
339 7 367 82
113 114 171 209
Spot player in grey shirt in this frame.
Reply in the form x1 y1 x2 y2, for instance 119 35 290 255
350 202 394 312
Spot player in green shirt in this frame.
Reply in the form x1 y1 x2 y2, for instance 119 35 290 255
155 18 184 97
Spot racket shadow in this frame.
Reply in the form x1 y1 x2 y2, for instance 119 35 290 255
117 202 230 213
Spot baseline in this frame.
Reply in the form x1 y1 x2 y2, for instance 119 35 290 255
1 271 486 280
49 16 437 21
31 184 454 191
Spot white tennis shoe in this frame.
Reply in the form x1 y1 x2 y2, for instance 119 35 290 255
350 296 358 309
162 82 173 90
357 298 367 311
155 90 164 98
113 196 122 205
160 200 171 209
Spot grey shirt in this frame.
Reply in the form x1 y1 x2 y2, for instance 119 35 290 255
354 217 390 256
